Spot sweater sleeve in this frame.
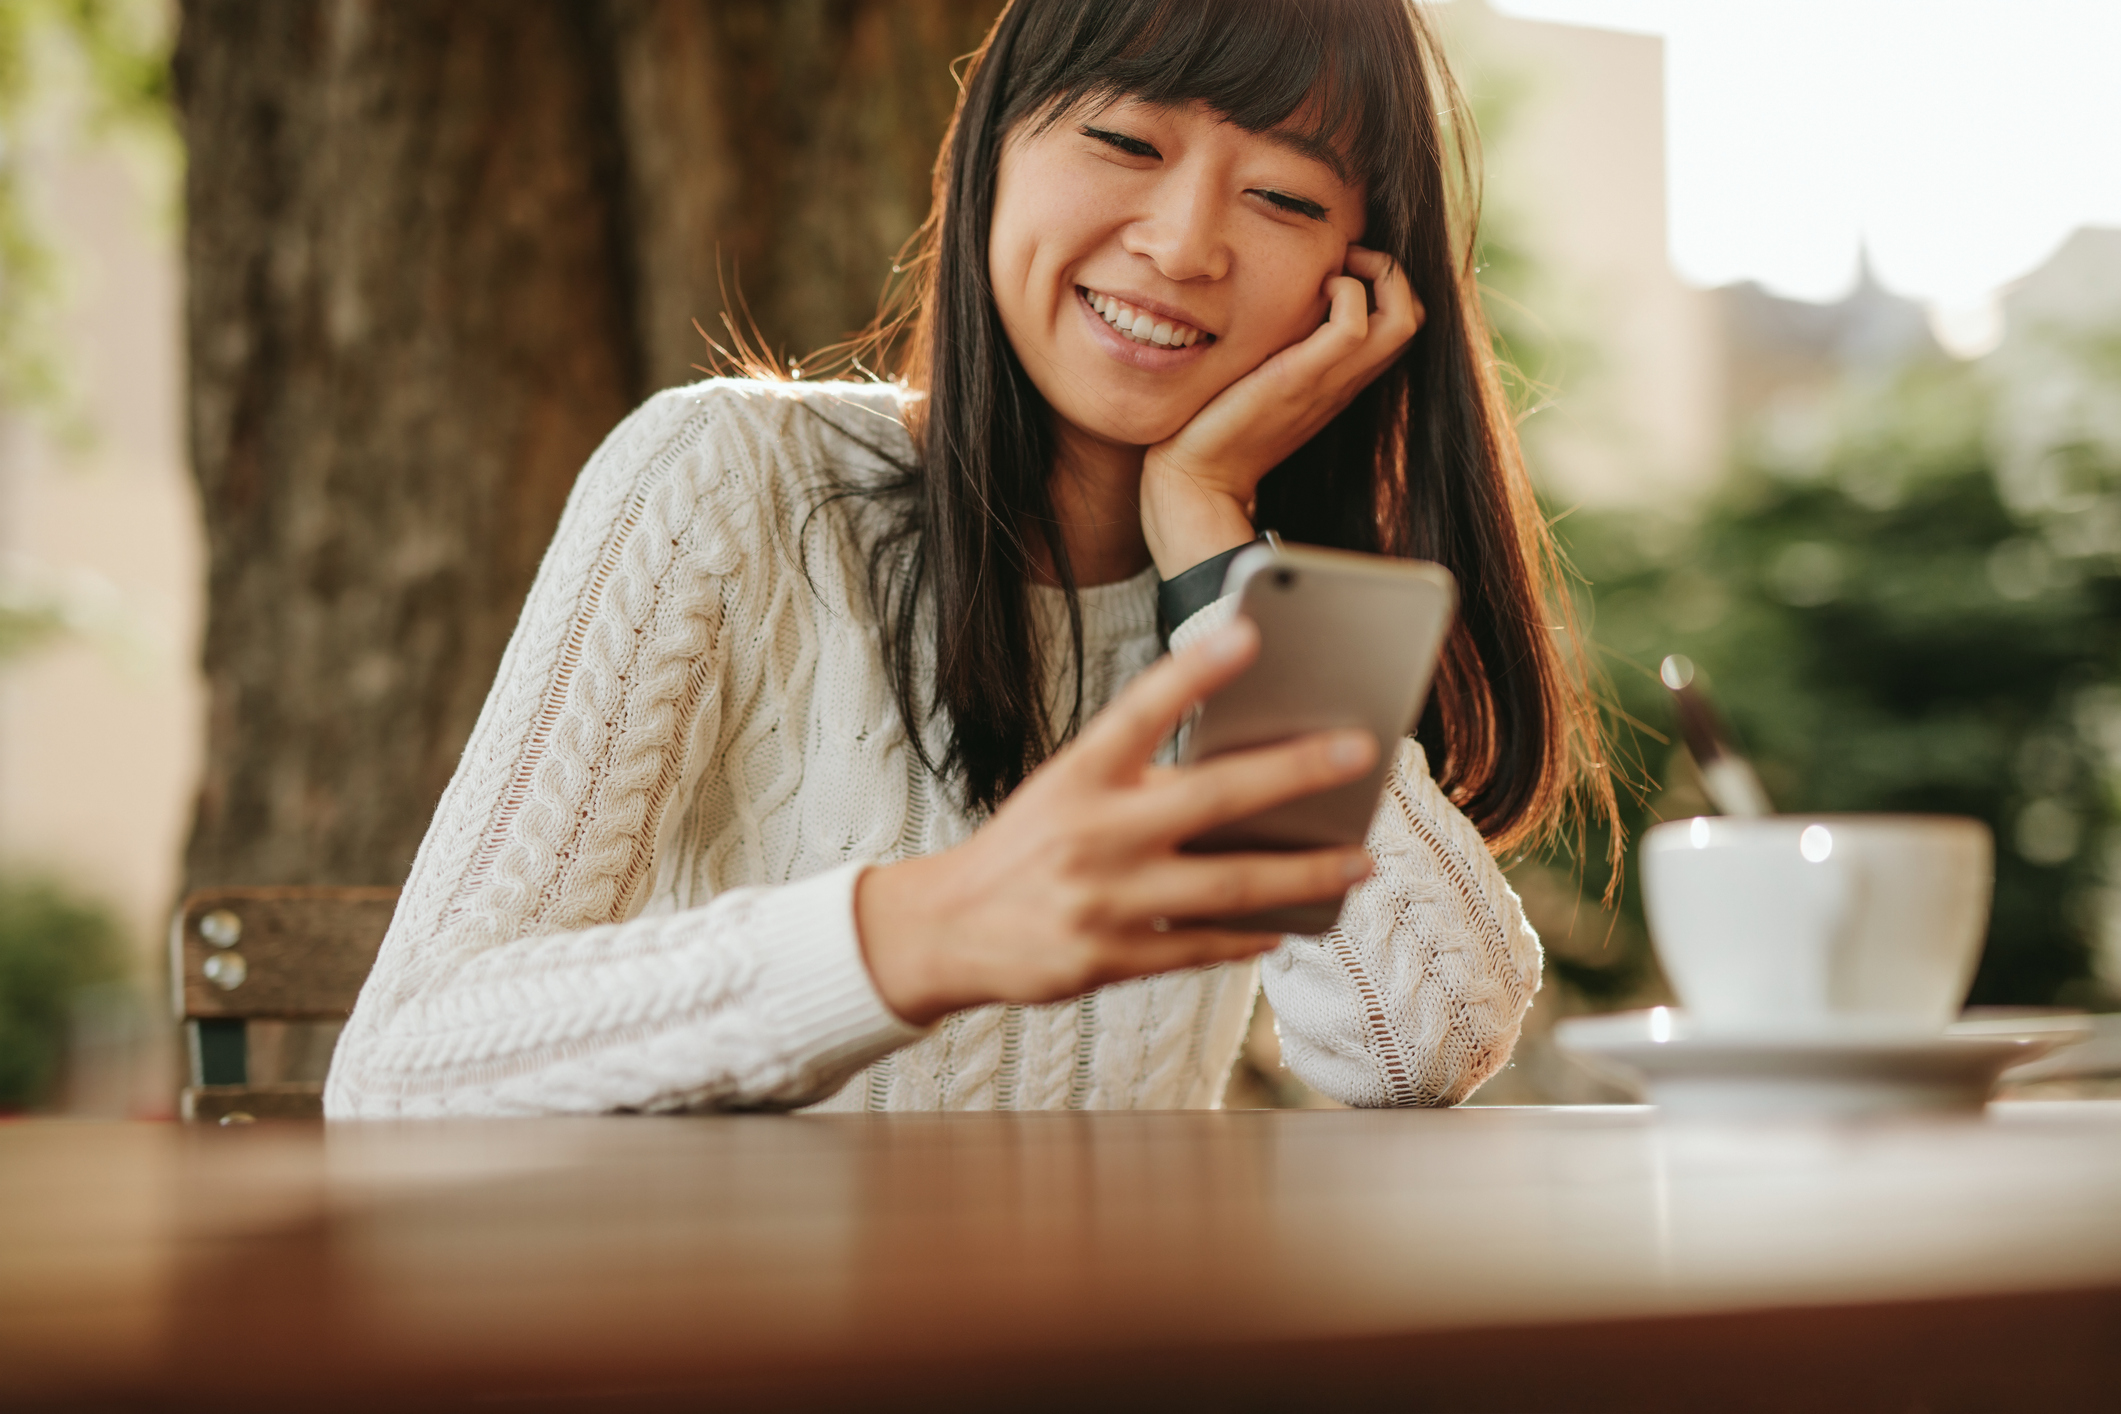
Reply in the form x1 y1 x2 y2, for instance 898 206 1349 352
1169 595 1542 1107
324 385 922 1118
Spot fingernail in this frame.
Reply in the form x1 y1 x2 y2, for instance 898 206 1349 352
1343 851 1373 882
1328 730 1375 770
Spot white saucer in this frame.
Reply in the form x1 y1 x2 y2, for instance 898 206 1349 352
1553 1009 2066 1117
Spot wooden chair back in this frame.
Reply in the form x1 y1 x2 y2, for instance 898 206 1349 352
170 886 398 1123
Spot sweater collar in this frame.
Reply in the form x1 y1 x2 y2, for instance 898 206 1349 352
1029 566 1159 654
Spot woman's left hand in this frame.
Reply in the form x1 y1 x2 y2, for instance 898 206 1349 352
1139 245 1424 575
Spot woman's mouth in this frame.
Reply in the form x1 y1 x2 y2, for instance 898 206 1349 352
1079 287 1213 348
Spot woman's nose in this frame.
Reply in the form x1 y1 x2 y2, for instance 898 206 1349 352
1121 171 1231 283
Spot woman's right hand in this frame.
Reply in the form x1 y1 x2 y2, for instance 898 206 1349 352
855 618 1377 1027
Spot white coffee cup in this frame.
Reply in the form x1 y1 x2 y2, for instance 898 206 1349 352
1640 814 1993 1036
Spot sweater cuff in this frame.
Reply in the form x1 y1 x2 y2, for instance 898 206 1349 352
745 861 926 1078
1156 538 1260 641
1168 589 1243 654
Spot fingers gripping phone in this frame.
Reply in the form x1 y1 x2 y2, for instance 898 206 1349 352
1178 542 1458 934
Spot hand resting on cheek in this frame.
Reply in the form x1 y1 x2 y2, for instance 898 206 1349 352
1140 247 1425 574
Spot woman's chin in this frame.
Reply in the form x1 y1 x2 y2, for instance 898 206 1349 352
1057 401 1208 452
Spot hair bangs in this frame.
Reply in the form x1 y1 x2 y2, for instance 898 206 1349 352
1003 0 1413 219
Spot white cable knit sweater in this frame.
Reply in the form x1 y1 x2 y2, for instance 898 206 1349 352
324 379 1541 1117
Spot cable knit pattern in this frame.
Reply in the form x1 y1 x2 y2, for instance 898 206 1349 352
325 378 1540 1117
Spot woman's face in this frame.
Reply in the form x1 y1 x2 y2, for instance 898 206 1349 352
988 97 1367 452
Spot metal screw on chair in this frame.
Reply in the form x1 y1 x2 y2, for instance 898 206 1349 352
198 909 243 948
203 952 248 990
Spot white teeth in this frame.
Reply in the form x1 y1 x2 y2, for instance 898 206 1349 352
1085 289 1205 347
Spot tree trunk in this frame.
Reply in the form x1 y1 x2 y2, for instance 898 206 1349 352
605 0 998 386
178 0 1000 889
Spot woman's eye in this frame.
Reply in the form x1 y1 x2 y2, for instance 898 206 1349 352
1257 189 1328 221
1083 126 1161 160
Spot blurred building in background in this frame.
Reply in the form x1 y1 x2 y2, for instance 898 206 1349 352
1441 1 1722 509
1711 263 1941 443
1988 227 2121 513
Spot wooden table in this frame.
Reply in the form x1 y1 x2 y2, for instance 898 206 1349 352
6 1105 2119 1411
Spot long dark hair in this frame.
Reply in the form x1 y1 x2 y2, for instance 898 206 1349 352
820 0 1608 858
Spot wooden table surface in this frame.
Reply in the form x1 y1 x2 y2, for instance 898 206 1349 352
6 1104 2120 1411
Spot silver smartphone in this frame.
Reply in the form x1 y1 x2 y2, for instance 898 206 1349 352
1177 541 1458 934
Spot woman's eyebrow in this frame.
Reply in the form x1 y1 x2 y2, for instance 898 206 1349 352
1251 124 1352 186
1092 92 1350 183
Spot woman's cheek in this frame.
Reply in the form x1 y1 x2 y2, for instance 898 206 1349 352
1288 278 1337 342
1225 294 1326 376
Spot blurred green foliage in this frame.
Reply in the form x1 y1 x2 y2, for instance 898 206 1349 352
0 876 123 1109
0 1 169 1109
1461 42 1594 445
0 583 68 661
1549 354 2120 1010
0 0 173 424
0 0 172 658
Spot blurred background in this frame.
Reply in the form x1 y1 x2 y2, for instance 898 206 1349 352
1 0 2114 1115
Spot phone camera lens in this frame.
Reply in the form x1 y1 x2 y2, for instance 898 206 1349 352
1273 570 1296 589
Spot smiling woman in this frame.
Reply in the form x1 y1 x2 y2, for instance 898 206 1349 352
324 0 1612 1118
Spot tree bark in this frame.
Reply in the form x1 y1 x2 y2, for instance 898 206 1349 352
606 0 998 385
178 0 1000 888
